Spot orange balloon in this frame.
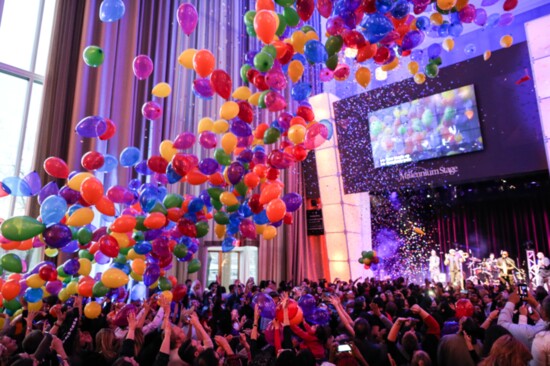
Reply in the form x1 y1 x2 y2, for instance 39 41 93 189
110 215 137 233
8 273 21 281
244 172 261 189
167 208 184 222
254 10 277 44
144 212 167 229
272 40 288 59
187 168 209 185
1 241 20 250
80 177 104 205
89 241 100 254
96 196 115 216
1 279 20 301
256 0 275 11
254 123 269 139
253 164 268 179
209 172 225 186
266 198 286 222
356 43 377 63
18 239 33 251
259 183 282 204
78 280 94 297
290 116 307 127
193 49 215 78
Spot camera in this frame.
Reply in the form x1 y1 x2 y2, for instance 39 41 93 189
518 284 528 299
337 343 352 353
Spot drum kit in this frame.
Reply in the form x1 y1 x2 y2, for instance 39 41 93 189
466 256 526 285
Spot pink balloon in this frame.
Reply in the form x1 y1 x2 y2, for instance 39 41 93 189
265 63 287 90
142 101 163 120
133 55 154 80
177 3 198 36
173 132 196 149
320 68 334 82
265 91 287 112
304 123 329 149
198 131 217 149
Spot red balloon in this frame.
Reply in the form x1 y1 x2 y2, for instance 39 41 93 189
38 265 57 281
455 299 474 319
266 167 280 181
246 69 260 84
81 151 105 171
210 69 232 100
342 29 366 49
373 47 391 64
147 155 168 174
356 43 377 62
171 153 192 177
283 212 293 225
317 0 333 18
159 254 173 268
99 234 120 258
248 193 264 214
503 0 518 11
279 43 295 65
296 105 315 122
296 0 315 21
99 118 116 140
237 101 254 123
252 74 269 91
44 157 69 179
276 299 299 321
172 284 188 302
362 0 377 13
177 218 197 237
291 145 308 161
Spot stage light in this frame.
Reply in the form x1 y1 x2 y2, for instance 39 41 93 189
344 47 358 58
375 67 387 81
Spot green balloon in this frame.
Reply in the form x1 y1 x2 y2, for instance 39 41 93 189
326 54 339 70
83 45 105 67
246 25 257 38
263 127 281 144
425 63 439 78
149 202 167 215
1 253 22 273
235 181 248 198
120 247 131 256
114 254 127 264
227 204 240 213
325 36 344 56
258 90 269 109
71 226 78 239
262 45 277 59
78 249 94 261
301 25 315 33
195 222 209 238
187 259 201 274
432 57 442 66
365 251 374 260
4 299 21 312
283 7 300 27
275 0 295 5
158 277 172 291
1 216 45 241
93 281 109 297
57 265 68 278
163 193 183 209
211 199 223 210
276 14 287 36
254 52 274 72
443 107 457 121
207 187 224 201
173 244 188 259
214 211 230 225
132 231 145 242
244 10 256 26
63 276 72 284
214 149 232 166
135 216 147 231
0 265 4 276
77 228 92 245
241 64 252 83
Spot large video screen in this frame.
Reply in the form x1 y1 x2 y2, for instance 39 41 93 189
369 85 484 168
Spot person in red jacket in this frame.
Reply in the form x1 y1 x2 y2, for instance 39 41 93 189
290 319 329 360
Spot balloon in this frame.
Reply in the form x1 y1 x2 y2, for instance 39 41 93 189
401 30 424 51
177 3 198 35
298 294 316 316
63 258 80 276
252 292 276 318
101 268 129 288
152 82 172 98
76 116 106 138
282 193 302 212
142 101 163 120
254 10 277 44
43 224 72 248
291 82 312 101
66 207 94 227
220 101 239 120
82 45 105 67
40 196 67 225
193 49 215 78
114 304 137 327
1 253 22 273
199 131 218 149
361 12 394 43
144 264 160 286
266 198 286 222
173 132 196 149
1 216 45 241
133 55 154 80
1 279 20 301
120 147 141 167
455 299 474 318
210 70 232 99
288 60 304 83
304 40 327 63
84 301 102 319
500 35 513 48
178 48 197 69
355 67 371 88
437 0 457 11
99 0 125 22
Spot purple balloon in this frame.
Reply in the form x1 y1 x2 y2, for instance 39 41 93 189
427 43 442 59
193 78 215 98
76 116 107 138
143 263 160 286
46 280 63 296
38 181 59 205
198 131 217 149
61 240 80 253
94 251 111 265
282 193 303 212
237 149 253 163
92 226 108 242
237 135 253 148
114 304 137 327
23 171 41 196
135 160 153 175
277 112 292 131
298 294 317 317
306 307 330 325
227 162 245 185
177 3 198 36
459 4 476 23
498 13 514 27
152 236 170 258
107 185 130 204
133 55 153 80
173 132 196 149
401 30 425 51
58 185 80 204
144 229 163 241
481 0 498 5
265 62 287 90
253 150 267 165
230 119 253 137
252 293 276 319
198 158 220 175
43 224 72 249
474 8 487 26
268 150 295 169
63 258 80 276
142 101 163 120
19 280 28 296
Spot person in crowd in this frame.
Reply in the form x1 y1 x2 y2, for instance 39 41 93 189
444 249 464 289
428 250 440 283
536 252 550 290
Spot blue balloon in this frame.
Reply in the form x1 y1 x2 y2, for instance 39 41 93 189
229 212 243 226
391 0 410 19
130 283 146 301
97 154 118 172
487 13 500 28
375 0 393 13
2 177 32 196
166 163 183 184
40 195 67 225
416 16 430 31
61 240 80 254
319 120 334 140
120 147 141 167
128 179 141 191
291 82 312 101
361 12 394 43
438 23 450 37
63 258 80 276
253 210 270 225
222 237 236 252
24 288 44 303
304 40 328 63
135 160 153 175
239 201 253 217
448 22 463 37
428 43 442 59
99 0 125 22
134 241 152 255
291 53 307 65
75 116 107 138
188 198 205 214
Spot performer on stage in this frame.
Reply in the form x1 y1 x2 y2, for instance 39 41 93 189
536 252 550 289
497 251 516 286
429 250 440 282
485 253 499 283
444 249 464 288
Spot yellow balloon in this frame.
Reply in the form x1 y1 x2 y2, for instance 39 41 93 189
127 249 145 261
288 60 304 83
131 258 146 275
430 13 443 26
414 73 426 85
232 86 252 100
408 61 419 75
84 301 102 319
160 290 173 302
28 300 43 311
221 132 238 154
27 274 45 289
381 57 399 72
255 224 266 235
220 101 239 120
149 280 159 289
305 30 319 41
288 125 306 144
45 248 58 257
483 50 492 61
67 172 94 191
66 281 78 295
248 92 261 106
78 258 92 276
219 191 239 206
101 268 129 288
178 48 197 69
253 138 264 146
442 38 454 52
355 67 371 88
212 119 229 134
67 207 94 227
152 82 171 98
500 35 513 48
263 225 277 240
198 117 214 133
455 0 469 10
111 231 130 248
159 140 177 161
214 223 226 239
291 31 307 54
130 272 143 281
436 0 457 10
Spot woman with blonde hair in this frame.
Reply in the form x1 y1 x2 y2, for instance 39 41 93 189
96 328 120 364
479 335 532 366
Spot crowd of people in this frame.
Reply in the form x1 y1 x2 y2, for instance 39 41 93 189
0 275 549 366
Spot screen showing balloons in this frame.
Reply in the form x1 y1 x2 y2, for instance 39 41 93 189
368 85 483 168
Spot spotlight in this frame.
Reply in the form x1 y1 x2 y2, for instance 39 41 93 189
375 67 387 81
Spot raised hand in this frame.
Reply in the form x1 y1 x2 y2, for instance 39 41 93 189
128 311 137 330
